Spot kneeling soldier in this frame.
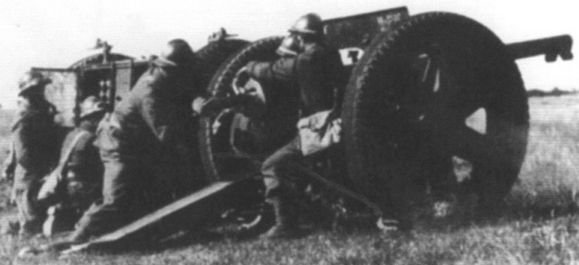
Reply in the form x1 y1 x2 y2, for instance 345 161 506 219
236 13 346 239
38 96 106 236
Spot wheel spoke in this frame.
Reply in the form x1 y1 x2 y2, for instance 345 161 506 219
344 13 530 219
415 53 440 92
410 48 487 128
390 51 447 122
402 51 494 164
431 124 510 167
457 102 485 121
417 50 464 126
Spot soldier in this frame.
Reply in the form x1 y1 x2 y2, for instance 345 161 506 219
2 71 59 238
235 13 346 239
37 96 106 235
65 39 202 243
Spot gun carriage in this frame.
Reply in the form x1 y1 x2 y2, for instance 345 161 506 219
200 7 573 223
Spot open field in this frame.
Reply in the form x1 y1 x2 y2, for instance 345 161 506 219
1 95 579 264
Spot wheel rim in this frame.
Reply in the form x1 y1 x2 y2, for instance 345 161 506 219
343 13 529 219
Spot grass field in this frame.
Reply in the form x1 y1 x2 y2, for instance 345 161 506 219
2 95 579 264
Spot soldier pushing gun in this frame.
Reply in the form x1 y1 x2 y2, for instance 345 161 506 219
36 96 107 236
60 39 204 245
200 13 347 239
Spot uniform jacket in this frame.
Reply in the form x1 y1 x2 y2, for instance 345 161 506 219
95 59 198 160
37 124 103 207
54 125 103 209
245 42 346 117
61 125 102 184
6 100 59 188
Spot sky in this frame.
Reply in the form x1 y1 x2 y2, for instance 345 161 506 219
0 0 577 109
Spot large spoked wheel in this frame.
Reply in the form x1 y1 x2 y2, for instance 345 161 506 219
196 39 251 90
200 36 299 183
342 13 529 224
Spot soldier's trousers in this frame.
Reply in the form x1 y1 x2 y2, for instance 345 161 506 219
13 180 46 234
261 136 307 201
73 152 160 238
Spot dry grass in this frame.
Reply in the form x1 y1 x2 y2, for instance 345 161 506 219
508 96 579 217
0 109 15 162
2 95 579 264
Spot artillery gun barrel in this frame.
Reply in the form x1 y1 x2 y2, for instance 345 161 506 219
506 35 573 62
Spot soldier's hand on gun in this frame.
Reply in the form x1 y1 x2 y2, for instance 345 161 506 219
192 96 207 116
193 96 228 117
233 67 250 93
192 96 221 117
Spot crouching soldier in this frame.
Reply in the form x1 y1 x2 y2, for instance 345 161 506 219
2 71 59 238
233 13 346 239
62 39 203 244
37 96 106 236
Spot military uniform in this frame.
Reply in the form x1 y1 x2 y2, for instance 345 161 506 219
70 44 201 241
4 97 59 236
38 122 104 234
246 42 342 117
61 125 103 212
245 37 345 237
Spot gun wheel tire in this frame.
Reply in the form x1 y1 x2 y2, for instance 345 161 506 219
342 12 529 225
200 36 299 183
196 39 251 90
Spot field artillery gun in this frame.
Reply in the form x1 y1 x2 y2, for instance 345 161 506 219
199 7 574 228
33 6 573 252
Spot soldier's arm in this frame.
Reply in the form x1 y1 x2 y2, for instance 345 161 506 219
13 118 35 170
331 51 348 114
67 133 103 183
294 49 330 112
2 140 16 181
139 81 177 145
296 48 346 114
245 57 297 83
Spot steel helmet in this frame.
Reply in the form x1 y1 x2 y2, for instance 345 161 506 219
157 39 196 66
18 71 51 96
79 95 106 119
289 13 324 36
276 35 299 57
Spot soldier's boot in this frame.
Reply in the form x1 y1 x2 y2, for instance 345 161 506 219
19 219 44 239
42 205 78 237
37 227 92 253
239 203 275 235
261 196 303 239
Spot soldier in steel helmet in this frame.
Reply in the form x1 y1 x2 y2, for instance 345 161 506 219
37 96 107 236
64 39 203 243
2 71 59 238
232 13 347 239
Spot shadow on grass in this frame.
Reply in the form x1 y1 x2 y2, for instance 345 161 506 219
77 211 385 255
52 189 579 256
77 228 227 255
506 203 579 221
